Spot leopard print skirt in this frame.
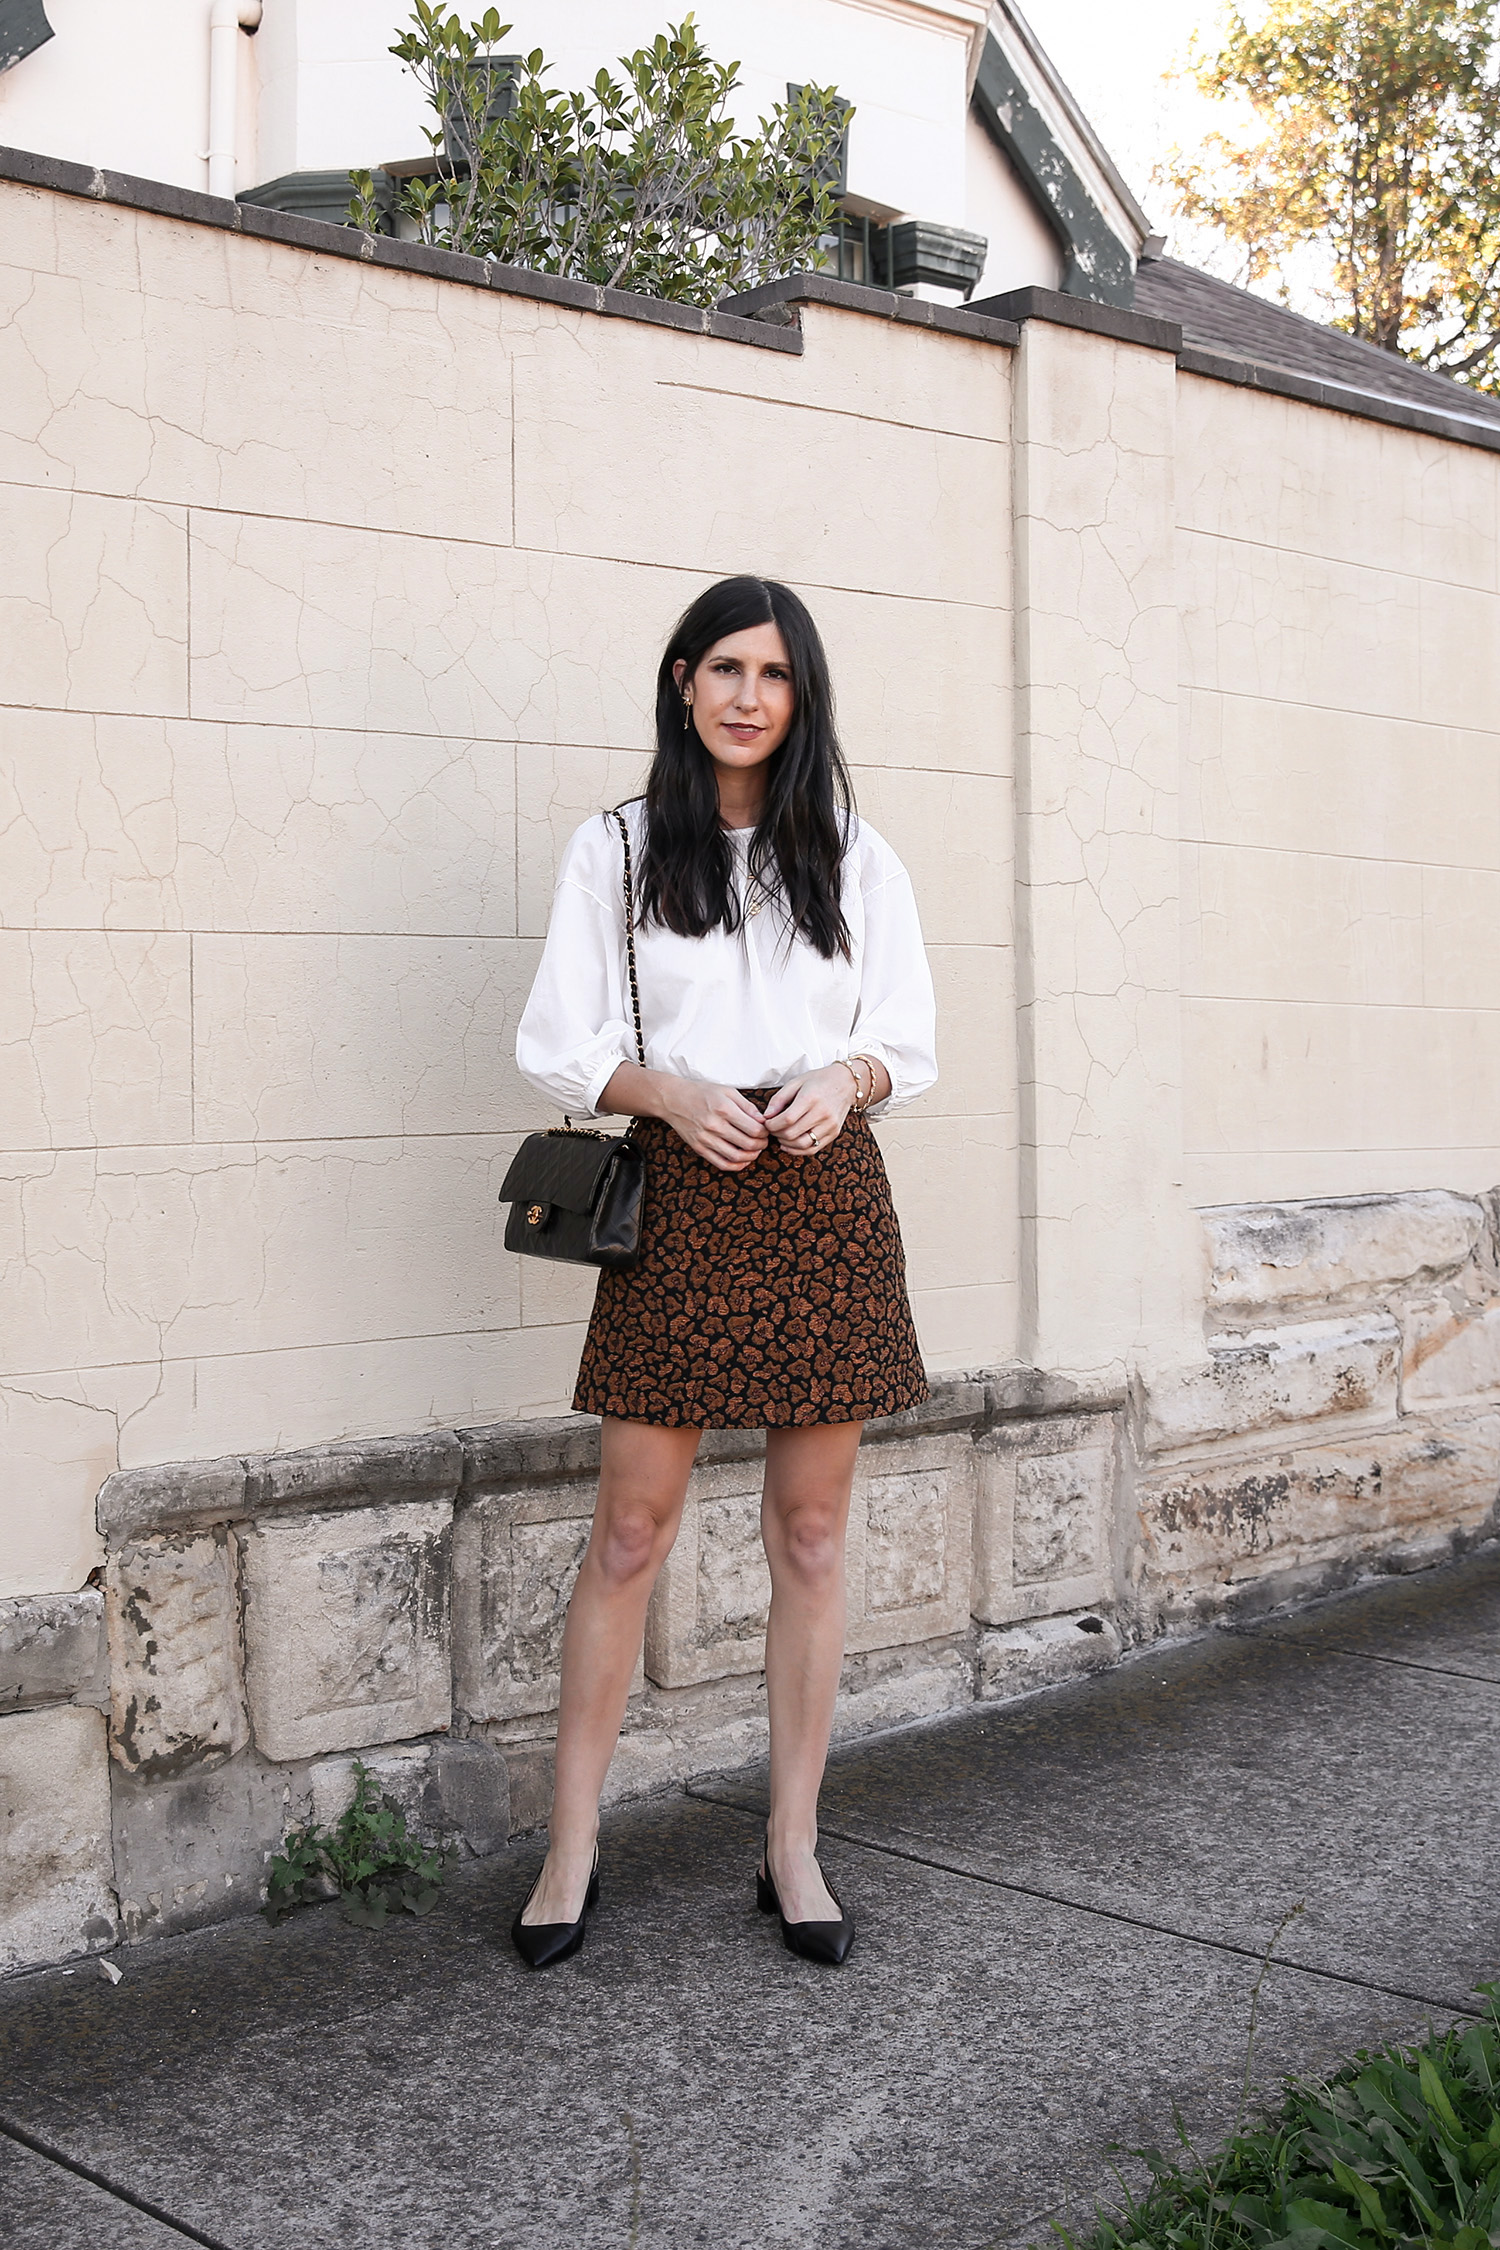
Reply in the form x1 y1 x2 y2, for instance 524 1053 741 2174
573 1096 928 1428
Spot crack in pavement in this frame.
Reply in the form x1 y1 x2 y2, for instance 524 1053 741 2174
1251 1630 1500 1689
690 1790 1485 2021
0 2113 237 2249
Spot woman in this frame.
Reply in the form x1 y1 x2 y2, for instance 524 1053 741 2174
511 575 936 1969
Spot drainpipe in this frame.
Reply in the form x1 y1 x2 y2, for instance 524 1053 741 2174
206 0 262 199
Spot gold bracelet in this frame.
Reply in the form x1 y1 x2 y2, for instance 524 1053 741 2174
844 1055 876 1114
836 1057 866 1111
855 1055 881 1112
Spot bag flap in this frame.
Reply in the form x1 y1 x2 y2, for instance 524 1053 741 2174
499 1131 624 1214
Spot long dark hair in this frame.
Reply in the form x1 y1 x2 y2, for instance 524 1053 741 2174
636 577 854 960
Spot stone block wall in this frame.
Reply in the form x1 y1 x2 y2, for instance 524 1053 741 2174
1129 1189 1500 1618
5 1178 1495 1974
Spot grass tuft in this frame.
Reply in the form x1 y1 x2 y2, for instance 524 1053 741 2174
1047 1983 1500 2250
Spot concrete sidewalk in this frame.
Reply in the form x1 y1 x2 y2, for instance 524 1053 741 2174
3 1552 1497 2250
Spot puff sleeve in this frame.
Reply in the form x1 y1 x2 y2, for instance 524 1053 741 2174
848 847 938 1117
514 822 634 1116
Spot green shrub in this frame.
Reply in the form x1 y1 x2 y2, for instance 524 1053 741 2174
263 1759 455 1930
1050 1985 1500 2250
350 6 849 305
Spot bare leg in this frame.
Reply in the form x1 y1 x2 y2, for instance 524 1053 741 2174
760 1419 864 1923
522 1417 701 1925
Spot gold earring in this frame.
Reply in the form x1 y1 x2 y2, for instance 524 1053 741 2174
682 696 692 735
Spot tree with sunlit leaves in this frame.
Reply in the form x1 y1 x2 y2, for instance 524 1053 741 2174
1164 0 1500 391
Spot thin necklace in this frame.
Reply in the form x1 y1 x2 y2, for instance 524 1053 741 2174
739 854 772 923
723 819 770 920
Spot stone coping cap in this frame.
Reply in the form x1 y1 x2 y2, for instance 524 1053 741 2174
0 140 1028 358
1179 343 1500 458
0 142 802 355
243 1431 466 1514
985 1367 1126 1418
97 1454 249 1543
1197 1186 1487 1222
964 284 1500 459
720 270 1021 347
10 142 1493 454
93 1366 1112 1543
968 283 1182 355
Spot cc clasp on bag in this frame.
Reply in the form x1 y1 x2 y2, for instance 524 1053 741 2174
498 807 647 1271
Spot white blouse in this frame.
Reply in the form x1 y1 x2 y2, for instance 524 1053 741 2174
516 804 937 1120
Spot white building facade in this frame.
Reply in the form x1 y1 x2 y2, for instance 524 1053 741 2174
0 0 1151 303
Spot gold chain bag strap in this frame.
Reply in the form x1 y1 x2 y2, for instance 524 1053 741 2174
497 806 647 1268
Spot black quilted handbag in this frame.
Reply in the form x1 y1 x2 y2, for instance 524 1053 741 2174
498 808 647 1270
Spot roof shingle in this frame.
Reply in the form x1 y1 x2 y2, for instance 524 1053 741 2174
1134 255 1500 435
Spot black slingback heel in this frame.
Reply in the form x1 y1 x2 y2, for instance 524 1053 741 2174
757 1844 855 1966
510 1846 600 1970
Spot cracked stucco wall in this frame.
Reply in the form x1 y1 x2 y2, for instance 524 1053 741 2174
0 178 1017 1602
1011 317 1202 1388
1176 374 1500 1208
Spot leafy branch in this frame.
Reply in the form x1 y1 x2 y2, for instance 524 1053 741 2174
350 7 850 306
1159 0 1500 392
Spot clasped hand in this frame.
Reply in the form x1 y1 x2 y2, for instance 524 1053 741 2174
666 1065 856 1174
